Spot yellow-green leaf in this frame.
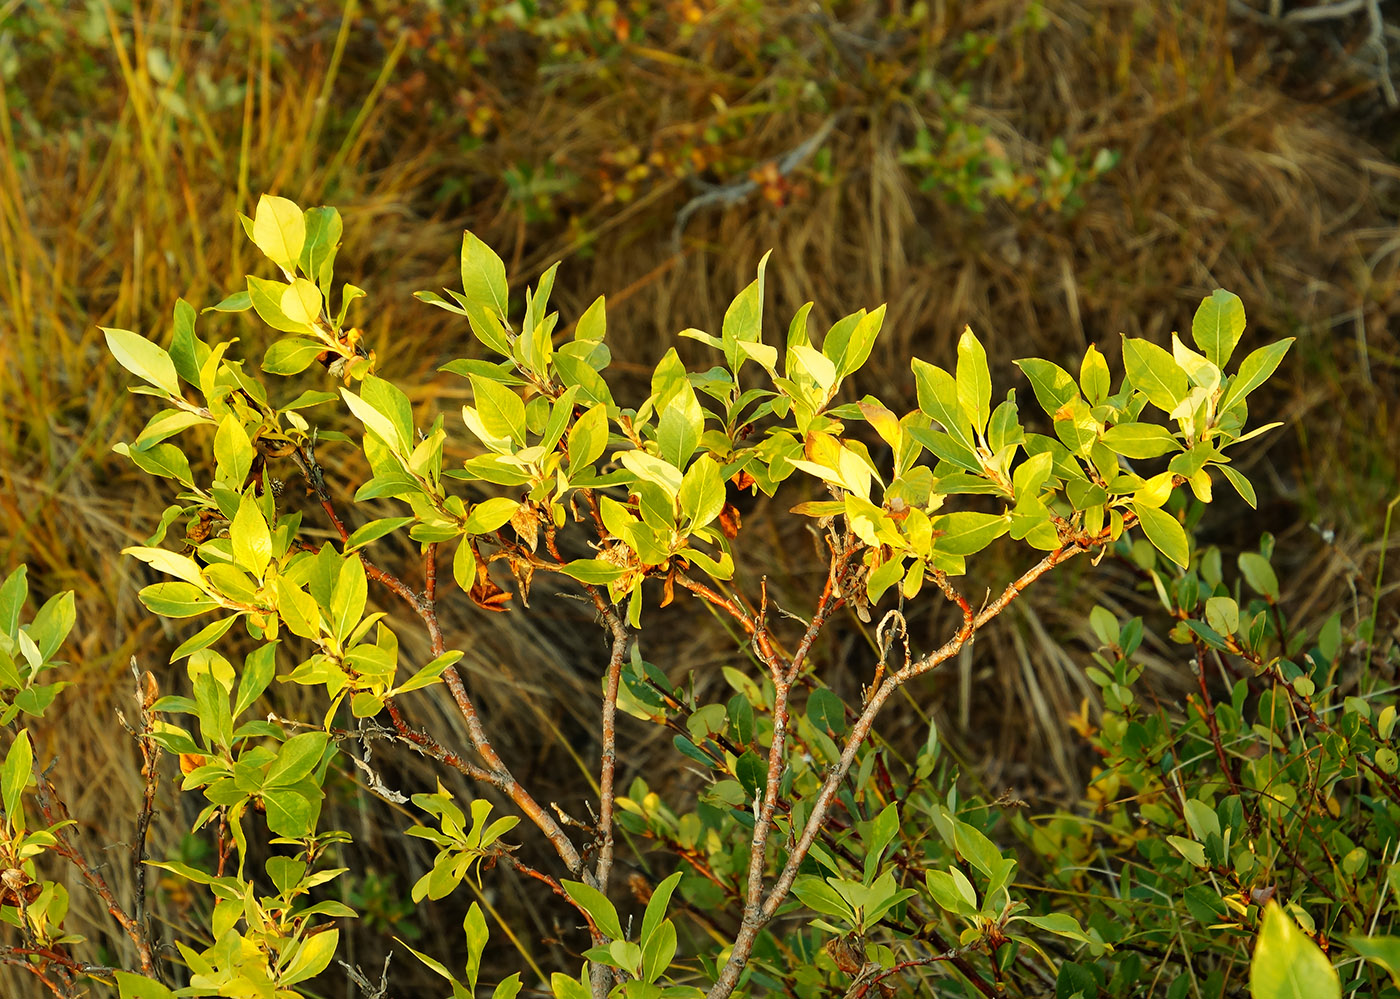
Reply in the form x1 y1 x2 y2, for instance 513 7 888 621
1251 903 1340 999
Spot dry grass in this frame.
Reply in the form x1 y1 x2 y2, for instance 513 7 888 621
1 0 1397 989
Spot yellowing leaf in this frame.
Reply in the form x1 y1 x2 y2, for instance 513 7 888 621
280 278 324 326
230 492 272 577
252 195 306 273
104 328 181 397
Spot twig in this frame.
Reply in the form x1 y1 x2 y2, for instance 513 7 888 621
704 533 1100 999
672 116 842 252
127 660 161 969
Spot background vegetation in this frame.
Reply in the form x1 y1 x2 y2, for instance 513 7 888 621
1 0 1398 994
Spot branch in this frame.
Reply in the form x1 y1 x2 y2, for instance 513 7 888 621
703 534 1098 999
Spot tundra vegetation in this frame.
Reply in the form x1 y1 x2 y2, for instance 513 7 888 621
1 197 1396 999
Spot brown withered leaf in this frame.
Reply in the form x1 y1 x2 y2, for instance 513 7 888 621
718 503 742 539
510 503 540 553
505 553 534 607
0 868 42 907
730 470 756 492
469 543 513 613
139 670 159 710
179 753 207 776
660 566 676 608
824 932 866 976
186 509 223 545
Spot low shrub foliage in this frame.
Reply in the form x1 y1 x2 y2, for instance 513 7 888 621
1 196 1396 998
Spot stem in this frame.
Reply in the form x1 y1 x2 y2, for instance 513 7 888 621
704 538 1091 999
302 449 585 875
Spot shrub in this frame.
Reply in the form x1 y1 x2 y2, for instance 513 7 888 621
1 196 1396 998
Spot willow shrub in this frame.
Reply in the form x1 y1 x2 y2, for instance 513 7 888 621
2 195 1396 998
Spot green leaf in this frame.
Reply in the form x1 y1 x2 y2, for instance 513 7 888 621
641 871 685 948
491 973 523 999
1123 336 1188 413
721 251 770 374
559 560 625 584
469 375 527 446
955 326 991 435
641 919 678 983
132 409 206 451
251 194 306 272
657 379 704 468
1218 464 1257 509
1251 903 1340 999
266 731 329 787
1166 834 1206 867
1132 503 1189 568
170 615 239 663
1017 913 1095 947
1013 357 1078 418
394 651 462 694
562 880 625 940
931 512 1011 556
550 972 592 999
203 289 252 314
460 231 511 354
791 876 856 921
576 294 607 343
453 540 477 593
678 455 724 530
1191 289 1246 367
828 305 885 379
114 442 194 486
344 517 415 554
115 971 176 999
1100 422 1181 459
299 205 342 287
330 556 367 643
1344 935 1400 985
104 328 181 397
463 497 519 534
27 590 74 663
912 358 973 448
234 642 279 716
361 376 415 454
138 581 219 618
2 729 31 827
274 579 321 641
568 404 608 470
1079 344 1111 404
0 566 28 640
1238 552 1279 601
1219 339 1294 415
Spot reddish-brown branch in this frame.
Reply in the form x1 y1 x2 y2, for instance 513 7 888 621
844 944 976 999
0 953 76 998
303 459 583 878
30 768 158 978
